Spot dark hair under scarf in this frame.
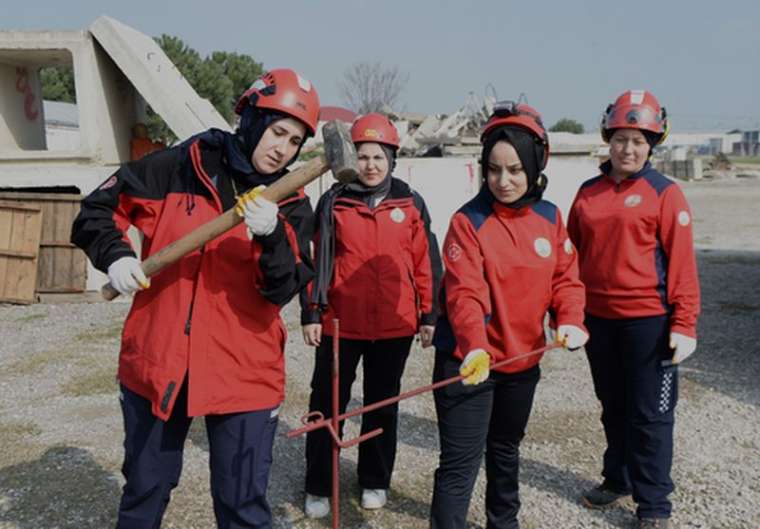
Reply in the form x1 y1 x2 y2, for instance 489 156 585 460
309 143 396 309
480 125 547 209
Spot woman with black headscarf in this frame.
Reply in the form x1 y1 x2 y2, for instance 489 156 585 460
71 69 319 529
300 113 442 518
429 102 587 529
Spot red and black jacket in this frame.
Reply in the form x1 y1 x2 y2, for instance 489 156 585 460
301 178 442 340
433 190 586 374
567 160 700 337
71 132 314 420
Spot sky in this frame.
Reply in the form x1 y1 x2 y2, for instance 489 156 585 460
4 0 760 132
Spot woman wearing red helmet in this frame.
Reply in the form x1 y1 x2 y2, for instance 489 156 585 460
429 102 587 529
568 90 700 529
72 68 320 529
300 113 442 517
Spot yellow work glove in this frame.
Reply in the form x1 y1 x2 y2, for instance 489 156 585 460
235 185 278 236
234 185 266 217
459 349 490 386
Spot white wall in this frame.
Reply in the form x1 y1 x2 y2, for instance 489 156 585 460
0 63 46 151
305 154 601 248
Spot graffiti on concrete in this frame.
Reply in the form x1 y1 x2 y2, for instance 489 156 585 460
15 67 40 121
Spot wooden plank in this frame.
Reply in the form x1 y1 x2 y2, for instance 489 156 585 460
0 296 36 305
40 241 77 248
0 249 37 259
37 198 85 293
0 204 43 304
0 193 87 294
0 200 42 212
0 208 11 300
0 192 83 202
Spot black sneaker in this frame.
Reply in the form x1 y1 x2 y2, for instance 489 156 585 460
638 518 669 529
581 482 630 509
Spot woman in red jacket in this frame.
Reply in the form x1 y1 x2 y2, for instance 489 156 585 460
429 102 587 529
568 91 700 529
300 113 442 517
72 69 319 529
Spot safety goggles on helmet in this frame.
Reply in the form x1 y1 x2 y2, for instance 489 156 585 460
605 105 666 130
601 90 669 144
481 100 550 168
492 100 543 124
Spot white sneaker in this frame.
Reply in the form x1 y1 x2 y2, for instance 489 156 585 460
304 493 330 518
361 488 387 510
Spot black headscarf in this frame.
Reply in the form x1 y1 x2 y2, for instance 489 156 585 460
481 125 547 209
182 108 307 214
234 105 306 183
309 143 396 308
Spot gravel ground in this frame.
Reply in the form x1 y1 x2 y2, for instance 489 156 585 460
1 178 759 529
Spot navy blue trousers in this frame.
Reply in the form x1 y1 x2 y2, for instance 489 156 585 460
304 335 413 496
117 382 278 529
585 314 678 519
430 351 540 529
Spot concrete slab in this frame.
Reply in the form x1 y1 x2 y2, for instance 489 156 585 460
89 16 230 139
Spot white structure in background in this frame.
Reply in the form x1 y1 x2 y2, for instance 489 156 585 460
0 16 230 291
305 134 603 247
43 100 80 150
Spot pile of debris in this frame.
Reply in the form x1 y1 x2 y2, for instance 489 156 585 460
388 93 496 157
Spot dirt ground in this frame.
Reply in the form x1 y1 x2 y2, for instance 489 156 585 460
0 176 758 529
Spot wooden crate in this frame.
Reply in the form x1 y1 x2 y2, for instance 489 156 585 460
0 201 43 304
0 192 86 293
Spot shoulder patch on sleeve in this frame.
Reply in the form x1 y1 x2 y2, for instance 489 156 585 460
411 190 427 214
643 170 674 196
531 200 557 225
580 175 604 189
458 192 493 231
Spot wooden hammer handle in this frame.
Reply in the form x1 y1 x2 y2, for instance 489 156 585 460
101 155 328 300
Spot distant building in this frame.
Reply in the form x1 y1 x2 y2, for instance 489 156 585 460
734 130 760 156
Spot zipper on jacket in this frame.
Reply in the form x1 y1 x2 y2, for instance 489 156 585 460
184 245 206 335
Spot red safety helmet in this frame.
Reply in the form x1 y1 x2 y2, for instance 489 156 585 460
350 113 400 149
481 101 550 168
235 68 320 135
601 90 669 144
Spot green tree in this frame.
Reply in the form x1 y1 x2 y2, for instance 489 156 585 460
209 51 264 114
147 36 264 142
39 65 76 103
549 118 585 134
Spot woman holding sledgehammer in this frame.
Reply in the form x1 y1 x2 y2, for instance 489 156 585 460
71 69 320 529
429 102 588 529
568 90 700 529
300 113 443 518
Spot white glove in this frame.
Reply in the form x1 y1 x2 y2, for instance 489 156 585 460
670 332 697 364
239 195 278 236
460 349 490 386
107 256 149 296
558 324 589 350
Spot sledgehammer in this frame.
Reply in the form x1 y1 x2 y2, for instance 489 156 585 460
101 120 358 300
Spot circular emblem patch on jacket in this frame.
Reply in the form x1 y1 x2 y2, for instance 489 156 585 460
563 238 574 255
678 210 691 226
390 207 406 223
624 194 642 207
534 237 552 258
447 243 463 262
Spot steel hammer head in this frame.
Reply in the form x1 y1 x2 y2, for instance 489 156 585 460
322 120 359 183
